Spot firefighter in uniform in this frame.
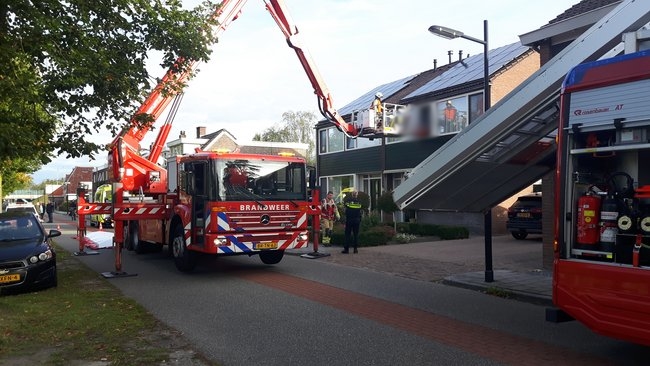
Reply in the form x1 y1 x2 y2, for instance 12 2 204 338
443 100 458 132
342 190 362 254
371 92 384 131
320 191 339 245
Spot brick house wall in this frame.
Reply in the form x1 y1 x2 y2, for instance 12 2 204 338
490 51 540 102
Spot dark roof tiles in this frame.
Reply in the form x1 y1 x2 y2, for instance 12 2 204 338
547 0 620 24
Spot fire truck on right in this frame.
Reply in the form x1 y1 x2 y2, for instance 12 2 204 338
551 36 650 345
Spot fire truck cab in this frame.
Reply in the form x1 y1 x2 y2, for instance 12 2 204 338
121 151 312 272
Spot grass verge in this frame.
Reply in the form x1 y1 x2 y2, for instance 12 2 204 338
0 244 216 366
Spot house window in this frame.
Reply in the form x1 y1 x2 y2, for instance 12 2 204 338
468 92 485 124
346 136 356 149
320 175 354 203
328 128 344 152
356 137 381 149
392 173 405 189
437 96 468 134
318 127 345 154
396 102 434 139
319 130 328 154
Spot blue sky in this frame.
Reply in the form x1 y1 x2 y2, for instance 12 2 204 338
32 0 573 183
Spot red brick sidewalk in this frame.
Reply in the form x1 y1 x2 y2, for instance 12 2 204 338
241 270 615 366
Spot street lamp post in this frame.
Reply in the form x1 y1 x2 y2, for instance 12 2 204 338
429 20 493 282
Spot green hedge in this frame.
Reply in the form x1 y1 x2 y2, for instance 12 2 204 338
323 220 468 247
329 223 395 247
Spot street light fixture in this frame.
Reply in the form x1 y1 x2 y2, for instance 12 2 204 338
429 20 493 282
428 20 490 109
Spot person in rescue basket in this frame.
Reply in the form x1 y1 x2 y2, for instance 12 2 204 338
321 191 339 246
371 92 384 130
342 190 362 254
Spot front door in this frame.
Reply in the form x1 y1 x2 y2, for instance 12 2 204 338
362 175 382 211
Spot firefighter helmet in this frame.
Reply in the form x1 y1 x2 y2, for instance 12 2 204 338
375 92 383 99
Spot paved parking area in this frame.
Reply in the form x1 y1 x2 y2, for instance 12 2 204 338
290 234 551 304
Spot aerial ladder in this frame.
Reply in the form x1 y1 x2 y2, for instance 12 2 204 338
393 0 650 211
75 0 362 273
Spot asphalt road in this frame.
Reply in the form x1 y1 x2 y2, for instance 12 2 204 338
48 215 650 366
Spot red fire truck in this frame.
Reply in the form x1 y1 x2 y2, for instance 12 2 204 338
551 48 650 345
76 0 362 273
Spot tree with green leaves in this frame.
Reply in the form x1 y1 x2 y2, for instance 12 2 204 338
0 157 40 208
253 110 317 165
1 0 219 204
1 0 219 167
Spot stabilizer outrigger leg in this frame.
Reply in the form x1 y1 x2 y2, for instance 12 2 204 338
74 188 99 256
101 220 137 278
301 187 330 259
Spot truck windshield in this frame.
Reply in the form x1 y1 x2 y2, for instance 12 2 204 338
215 158 307 201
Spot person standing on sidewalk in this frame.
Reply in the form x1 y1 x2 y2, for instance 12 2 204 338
342 190 362 254
46 202 54 223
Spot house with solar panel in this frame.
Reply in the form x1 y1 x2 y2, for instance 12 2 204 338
315 42 540 226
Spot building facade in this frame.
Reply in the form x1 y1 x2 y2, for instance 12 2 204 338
316 43 540 232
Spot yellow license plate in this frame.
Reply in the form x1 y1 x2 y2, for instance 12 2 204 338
517 212 531 218
0 274 21 284
256 242 277 250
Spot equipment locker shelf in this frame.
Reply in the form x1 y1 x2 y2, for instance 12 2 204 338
567 120 650 266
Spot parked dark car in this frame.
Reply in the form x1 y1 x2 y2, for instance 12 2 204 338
506 193 542 240
0 211 60 294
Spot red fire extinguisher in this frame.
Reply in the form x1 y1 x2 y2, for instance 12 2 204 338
577 191 601 246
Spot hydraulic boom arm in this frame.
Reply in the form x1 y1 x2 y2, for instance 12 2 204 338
110 0 250 190
263 0 360 137
111 0 358 193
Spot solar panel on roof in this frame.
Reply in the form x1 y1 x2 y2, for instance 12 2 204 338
405 42 528 99
338 75 415 116
332 42 527 120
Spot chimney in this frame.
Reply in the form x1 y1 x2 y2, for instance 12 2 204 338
196 126 206 138
433 59 437 70
458 50 463 61
180 130 186 138
447 50 453 64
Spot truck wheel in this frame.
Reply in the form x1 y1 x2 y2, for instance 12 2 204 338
129 222 146 254
172 225 197 272
123 222 132 251
259 250 284 265
512 232 528 240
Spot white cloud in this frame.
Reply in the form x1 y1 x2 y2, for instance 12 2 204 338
32 0 572 183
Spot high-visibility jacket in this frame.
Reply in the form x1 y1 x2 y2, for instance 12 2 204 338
344 197 362 221
444 106 457 122
372 98 383 114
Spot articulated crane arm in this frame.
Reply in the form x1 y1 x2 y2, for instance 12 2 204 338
264 0 360 138
109 0 249 193
111 0 360 194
